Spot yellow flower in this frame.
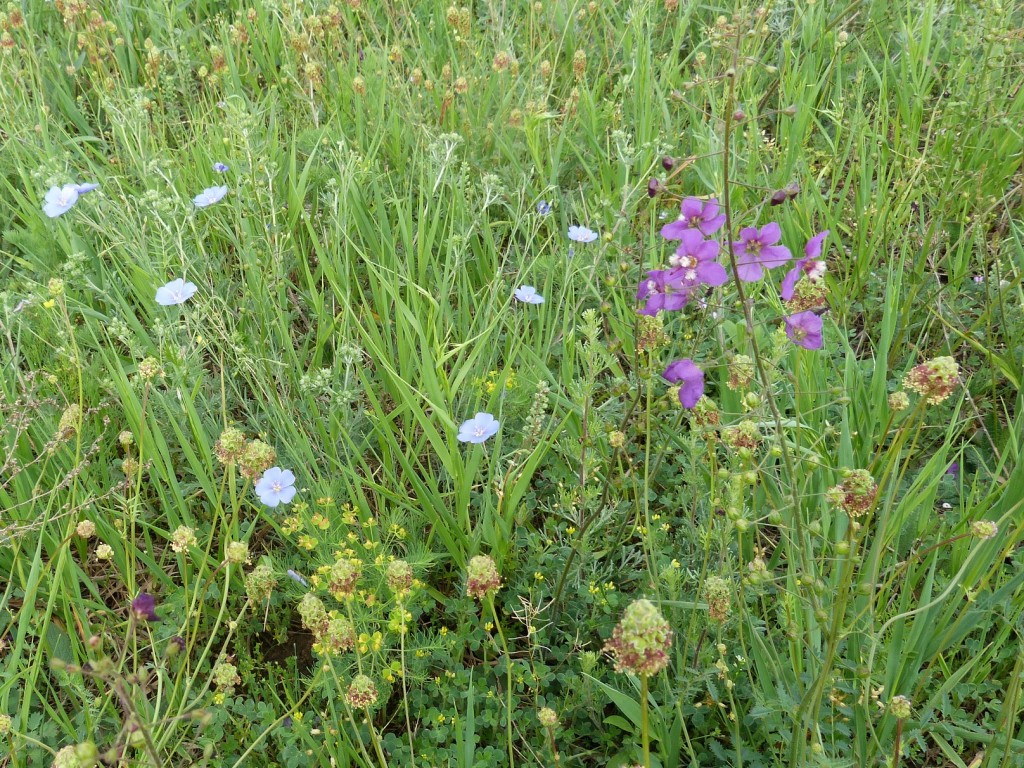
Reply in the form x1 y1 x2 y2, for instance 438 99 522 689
43 299 56 309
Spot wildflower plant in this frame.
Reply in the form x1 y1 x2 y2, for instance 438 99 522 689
3 2 1023 768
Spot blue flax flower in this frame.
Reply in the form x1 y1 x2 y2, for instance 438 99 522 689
457 413 499 444
255 467 297 508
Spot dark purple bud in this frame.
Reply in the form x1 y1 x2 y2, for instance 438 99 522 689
769 189 788 206
732 109 746 122
784 182 800 199
662 156 675 171
131 593 160 622
647 178 661 198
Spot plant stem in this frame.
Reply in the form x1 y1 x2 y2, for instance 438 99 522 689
488 595 515 767
398 598 416 766
641 675 651 768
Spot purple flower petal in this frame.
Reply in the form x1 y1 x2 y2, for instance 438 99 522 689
759 244 793 269
735 258 764 282
696 261 728 286
663 359 705 408
780 265 802 300
679 198 703 219
784 311 824 350
759 221 782 244
805 230 829 258
660 219 690 240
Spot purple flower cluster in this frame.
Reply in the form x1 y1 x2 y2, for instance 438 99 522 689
640 197 832 409
638 198 728 316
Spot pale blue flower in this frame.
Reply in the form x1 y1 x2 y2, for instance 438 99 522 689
75 183 100 194
155 278 198 306
43 185 80 218
213 162 229 173
287 569 309 587
457 412 500 444
255 467 297 507
514 285 544 304
568 225 598 243
537 200 551 215
193 185 228 208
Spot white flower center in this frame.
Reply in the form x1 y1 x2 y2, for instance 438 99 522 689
272 482 282 493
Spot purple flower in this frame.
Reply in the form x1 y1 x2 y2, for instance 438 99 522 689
568 225 598 243
131 593 160 622
457 412 500 444
660 197 727 239
781 230 829 300
213 162 229 173
536 200 551 215
946 462 960 477
662 359 705 408
193 185 228 208
734 223 792 282
647 178 661 198
155 278 198 306
514 285 544 304
668 229 728 287
784 311 824 350
255 467 297 507
637 269 693 315
43 185 80 218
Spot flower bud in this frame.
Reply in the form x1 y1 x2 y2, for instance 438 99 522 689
889 695 912 719
603 599 673 676
538 707 559 728
971 520 998 540
346 674 379 708
466 554 501 599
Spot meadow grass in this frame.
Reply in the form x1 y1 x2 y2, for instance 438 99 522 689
1 0 1023 766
